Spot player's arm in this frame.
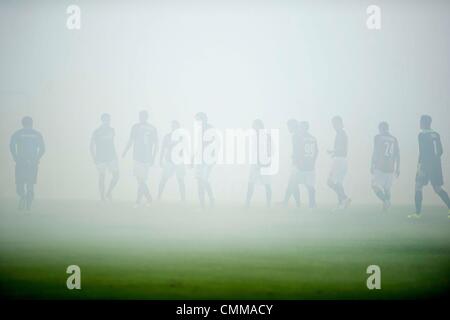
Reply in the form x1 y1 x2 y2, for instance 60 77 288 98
394 138 400 176
417 133 424 172
37 133 46 160
122 126 135 158
9 133 18 162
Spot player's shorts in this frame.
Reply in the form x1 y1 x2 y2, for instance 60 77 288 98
133 161 151 180
372 169 394 190
96 160 119 175
292 167 315 187
162 161 185 179
415 165 444 187
328 157 347 184
15 161 38 185
195 164 213 182
249 165 271 185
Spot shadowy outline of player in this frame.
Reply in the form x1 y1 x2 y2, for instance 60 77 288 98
327 116 351 211
123 110 159 208
193 112 215 209
281 119 301 207
245 119 272 208
9 116 45 210
371 121 400 211
157 120 186 202
90 113 119 202
409 115 450 219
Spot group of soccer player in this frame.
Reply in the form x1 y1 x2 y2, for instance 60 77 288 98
8 112 450 218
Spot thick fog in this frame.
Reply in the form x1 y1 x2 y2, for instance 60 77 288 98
0 0 449 205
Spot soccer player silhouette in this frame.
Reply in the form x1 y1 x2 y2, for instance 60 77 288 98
194 112 215 208
281 119 301 207
371 122 400 211
245 119 272 208
123 110 158 208
327 116 351 211
295 121 318 209
9 116 45 210
90 113 119 202
409 115 450 219
157 120 186 202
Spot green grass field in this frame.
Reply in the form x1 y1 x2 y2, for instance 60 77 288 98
0 199 448 299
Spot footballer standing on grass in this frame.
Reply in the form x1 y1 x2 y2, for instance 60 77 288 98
123 110 159 208
9 116 45 210
370 122 400 211
409 115 450 219
90 113 119 202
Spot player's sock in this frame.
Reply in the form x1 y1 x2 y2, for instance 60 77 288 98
415 190 423 214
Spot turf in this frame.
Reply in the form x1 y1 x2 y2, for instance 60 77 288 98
0 199 448 299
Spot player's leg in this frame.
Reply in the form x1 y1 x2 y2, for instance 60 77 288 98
264 184 272 208
16 182 26 209
175 167 186 202
157 166 171 200
98 172 106 201
411 169 427 218
432 185 450 210
306 185 316 209
106 164 119 201
246 182 255 208
197 179 205 208
25 183 34 210
204 180 215 207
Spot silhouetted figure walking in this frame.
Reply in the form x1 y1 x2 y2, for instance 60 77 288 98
327 116 351 211
123 110 158 208
9 116 45 210
409 115 450 219
157 121 186 202
281 119 301 207
246 119 272 208
90 113 119 202
371 122 400 211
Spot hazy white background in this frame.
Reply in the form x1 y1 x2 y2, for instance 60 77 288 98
0 0 449 205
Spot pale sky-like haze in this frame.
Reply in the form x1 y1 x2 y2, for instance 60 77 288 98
0 0 449 205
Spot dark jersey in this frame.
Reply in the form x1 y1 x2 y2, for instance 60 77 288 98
293 133 318 171
333 130 348 157
372 134 399 173
10 128 45 164
418 130 442 172
91 126 117 163
130 122 158 163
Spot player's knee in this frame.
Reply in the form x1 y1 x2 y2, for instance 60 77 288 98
432 185 443 194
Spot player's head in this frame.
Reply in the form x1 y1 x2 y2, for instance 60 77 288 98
299 121 309 134
332 116 344 131
195 112 208 124
21 116 33 129
252 119 264 130
101 113 111 126
378 121 389 134
420 115 432 130
139 110 149 123
171 120 180 131
286 119 298 133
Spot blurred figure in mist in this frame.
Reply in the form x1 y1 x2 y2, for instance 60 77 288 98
90 113 119 202
327 116 351 211
157 120 186 202
123 110 158 208
409 115 450 219
246 119 272 208
194 112 215 208
294 121 318 209
371 122 400 211
9 116 45 210
281 119 301 207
